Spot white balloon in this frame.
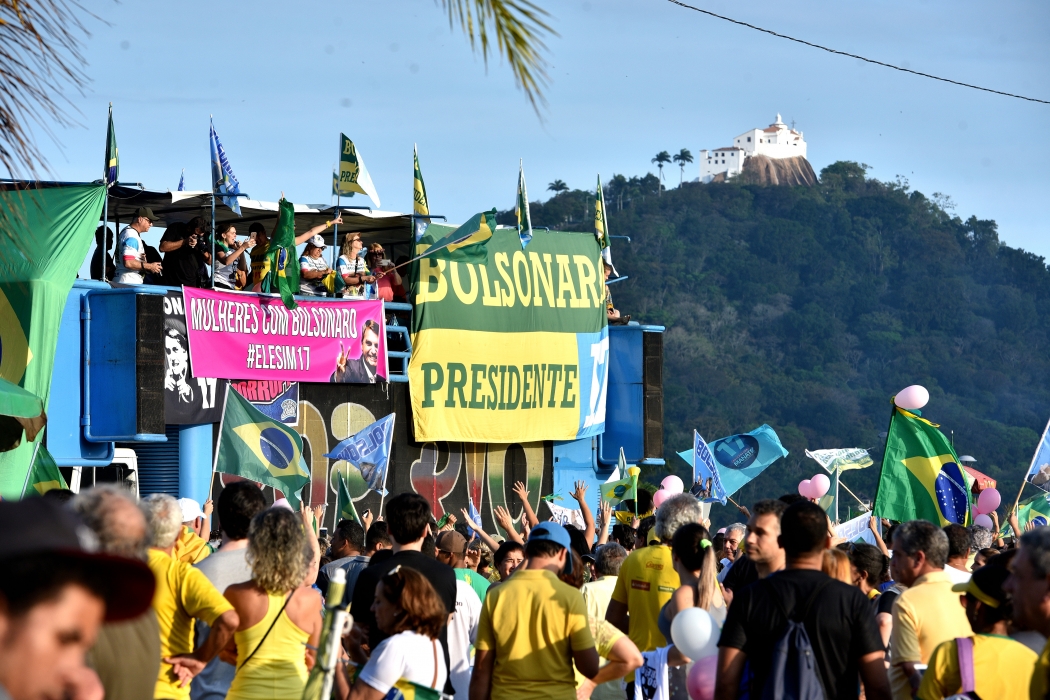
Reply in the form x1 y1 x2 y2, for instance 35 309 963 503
670 607 718 661
895 385 930 411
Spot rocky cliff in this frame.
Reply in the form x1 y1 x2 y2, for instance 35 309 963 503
740 154 818 186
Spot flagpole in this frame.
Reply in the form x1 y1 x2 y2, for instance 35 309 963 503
333 136 341 285
871 402 897 516
1017 415 1050 509
102 102 112 284
21 440 42 498
210 117 217 290
387 228 480 274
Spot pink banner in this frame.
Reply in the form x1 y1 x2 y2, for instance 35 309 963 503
181 287 387 383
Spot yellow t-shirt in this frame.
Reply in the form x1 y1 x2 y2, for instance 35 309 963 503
173 526 211 565
250 241 271 290
1032 637 1050 700
888 571 974 700
917 634 1036 700
574 617 626 700
475 568 595 700
148 549 235 700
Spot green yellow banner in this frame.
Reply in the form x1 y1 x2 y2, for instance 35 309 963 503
409 226 609 442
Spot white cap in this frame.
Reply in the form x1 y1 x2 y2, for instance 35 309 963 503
272 498 294 511
177 497 204 523
309 234 326 248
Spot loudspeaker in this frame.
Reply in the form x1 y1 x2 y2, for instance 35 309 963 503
136 294 166 435
642 330 663 459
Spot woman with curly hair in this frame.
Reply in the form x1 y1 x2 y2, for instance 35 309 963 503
222 507 323 700
338 566 448 700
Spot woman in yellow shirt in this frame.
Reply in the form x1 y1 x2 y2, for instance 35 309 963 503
222 507 323 700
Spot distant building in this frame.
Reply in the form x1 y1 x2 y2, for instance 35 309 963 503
700 114 807 183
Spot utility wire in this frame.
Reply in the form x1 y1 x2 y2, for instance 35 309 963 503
665 0 1049 105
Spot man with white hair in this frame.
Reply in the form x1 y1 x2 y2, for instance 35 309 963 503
173 497 212 564
75 486 162 700
142 494 238 700
607 493 703 693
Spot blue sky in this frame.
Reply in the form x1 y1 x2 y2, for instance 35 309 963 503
29 0 1050 257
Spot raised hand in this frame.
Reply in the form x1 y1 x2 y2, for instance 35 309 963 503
203 499 214 517
494 505 513 531
512 480 530 503
571 480 588 503
599 499 612 527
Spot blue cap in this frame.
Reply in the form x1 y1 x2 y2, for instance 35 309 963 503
528 521 573 574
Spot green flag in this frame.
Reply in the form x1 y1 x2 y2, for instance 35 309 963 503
1004 494 1050 536
104 103 118 186
600 449 638 506
595 175 615 276
516 161 532 249
0 184 106 498
22 443 68 497
873 407 971 526
336 471 361 523
419 209 497 263
215 386 310 510
264 198 301 309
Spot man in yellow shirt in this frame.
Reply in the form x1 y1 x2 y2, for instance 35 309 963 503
918 551 1036 699
142 494 239 700
471 522 599 700
1003 527 1050 700
888 520 974 700
607 494 702 689
173 497 212 565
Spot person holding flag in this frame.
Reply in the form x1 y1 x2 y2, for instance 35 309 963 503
248 200 342 307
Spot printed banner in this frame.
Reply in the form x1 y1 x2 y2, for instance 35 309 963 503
324 413 396 496
409 226 608 442
805 447 873 474
163 291 226 424
181 287 388 383
231 380 299 425
685 430 727 505
834 512 878 545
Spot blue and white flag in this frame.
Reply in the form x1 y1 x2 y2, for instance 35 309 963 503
177 169 185 191
323 414 395 495
210 118 242 215
678 430 727 505
1026 416 1050 492
467 497 483 531
679 424 788 500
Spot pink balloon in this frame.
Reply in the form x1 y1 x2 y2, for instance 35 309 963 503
687 653 718 700
974 514 994 530
653 489 671 509
895 385 930 411
810 474 831 498
799 479 814 498
977 488 1001 515
662 475 685 494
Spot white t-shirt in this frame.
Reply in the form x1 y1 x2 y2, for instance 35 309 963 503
299 254 329 295
337 254 368 297
943 564 972 585
358 631 447 695
115 225 145 284
446 580 481 699
633 646 670 700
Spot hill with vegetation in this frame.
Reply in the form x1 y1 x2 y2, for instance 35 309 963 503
498 163 1050 527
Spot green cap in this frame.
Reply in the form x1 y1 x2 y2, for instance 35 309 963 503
134 206 159 223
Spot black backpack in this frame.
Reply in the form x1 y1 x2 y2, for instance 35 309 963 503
760 578 831 700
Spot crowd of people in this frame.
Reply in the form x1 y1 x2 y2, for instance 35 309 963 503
92 207 407 301
4 480 1050 700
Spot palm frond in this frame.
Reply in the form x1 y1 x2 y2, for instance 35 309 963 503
440 0 556 114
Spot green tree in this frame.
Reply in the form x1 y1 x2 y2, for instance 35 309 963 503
547 179 569 194
652 151 672 193
672 148 694 185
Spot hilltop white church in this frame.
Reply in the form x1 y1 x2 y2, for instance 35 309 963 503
700 114 807 183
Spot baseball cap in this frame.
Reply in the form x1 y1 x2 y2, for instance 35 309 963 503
436 530 467 555
308 234 326 249
0 498 155 622
177 498 204 523
133 206 159 222
528 521 573 573
952 553 1010 608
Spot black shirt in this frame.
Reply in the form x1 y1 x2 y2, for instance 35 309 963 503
350 550 458 696
162 242 206 287
722 554 759 592
718 568 884 700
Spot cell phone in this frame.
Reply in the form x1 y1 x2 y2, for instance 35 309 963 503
380 259 393 268
319 527 328 539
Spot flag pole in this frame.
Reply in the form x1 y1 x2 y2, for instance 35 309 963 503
102 102 112 283
21 440 42 498
871 402 897 516
333 136 341 284
1017 415 1050 509
210 116 217 289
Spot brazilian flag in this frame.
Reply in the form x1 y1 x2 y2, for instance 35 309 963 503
420 209 496 263
22 443 67 497
265 199 301 309
1004 493 1050 536
104 103 118 186
215 386 310 509
335 471 361 524
600 448 638 506
873 407 972 526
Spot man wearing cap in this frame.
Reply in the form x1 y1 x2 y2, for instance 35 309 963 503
437 529 491 603
471 521 599 700
142 494 239 700
299 234 334 295
435 531 484 700
0 497 155 700
918 552 1036 699
247 216 342 292
172 498 212 565
114 206 163 284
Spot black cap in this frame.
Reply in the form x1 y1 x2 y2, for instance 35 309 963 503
134 206 159 223
0 499 155 622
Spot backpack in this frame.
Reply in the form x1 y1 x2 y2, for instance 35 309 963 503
760 578 831 700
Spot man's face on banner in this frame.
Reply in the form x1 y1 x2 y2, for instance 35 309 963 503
361 328 379 369
165 333 188 380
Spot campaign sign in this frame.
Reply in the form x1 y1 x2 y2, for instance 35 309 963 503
181 287 387 383
231 380 299 425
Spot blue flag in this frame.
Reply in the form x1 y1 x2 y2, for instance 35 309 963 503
1026 416 1050 492
177 169 184 191
678 430 728 505
210 118 242 215
467 497 483 531
323 414 395 496
679 424 787 499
